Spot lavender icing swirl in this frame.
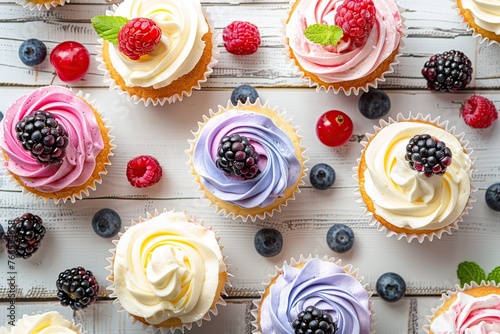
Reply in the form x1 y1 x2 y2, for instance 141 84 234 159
259 258 371 334
192 109 301 208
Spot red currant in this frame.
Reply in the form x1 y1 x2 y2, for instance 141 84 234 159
316 110 353 147
50 41 90 83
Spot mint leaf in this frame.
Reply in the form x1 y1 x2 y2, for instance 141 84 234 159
91 15 130 45
457 261 486 286
304 23 343 47
487 266 500 284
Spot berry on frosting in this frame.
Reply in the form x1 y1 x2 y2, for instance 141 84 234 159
404 134 452 177
461 95 498 129
3 213 46 259
291 305 338 334
56 266 99 310
118 18 162 60
223 21 261 55
421 50 473 92
126 155 163 188
216 133 260 179
16 110 69 165
334 0 376 47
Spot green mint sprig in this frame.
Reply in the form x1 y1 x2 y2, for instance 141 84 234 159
304 23 343 47
91 15 130 45
457 261 500 286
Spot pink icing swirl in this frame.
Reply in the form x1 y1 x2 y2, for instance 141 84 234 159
0 86 105 193
286 0 403 83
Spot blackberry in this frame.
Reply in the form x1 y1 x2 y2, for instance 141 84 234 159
16 110 69 165
421 50 473 92
56 266 99 311
3 213 46 259
405 134 452 177
216 133 260 179
291 305 337 334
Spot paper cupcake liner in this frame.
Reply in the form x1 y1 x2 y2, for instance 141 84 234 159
106 209 230 334
353 113 477 242
15 0 68 11
1 89 115 204
95 6 219 107
0 310 85 333
423 280 500 333
186 98 308 222
451 0 500 46
250 254 376 334
281 0 407 96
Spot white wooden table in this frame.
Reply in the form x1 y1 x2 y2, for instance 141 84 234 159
1 0 500 333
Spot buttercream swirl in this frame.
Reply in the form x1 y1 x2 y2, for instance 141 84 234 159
0 86 104 193
430 292 500 333
461 0 500 35
3 311 80 334
192 109 301 208
362 121 472 230
109 0 209 88
286 0 403 83
113 211 226 325
259 258 371 334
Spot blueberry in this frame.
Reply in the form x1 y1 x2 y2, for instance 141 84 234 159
91 208 121 238
19 39 47 67
485 183 500 211
376 272 406 302
310 163 335 190
0 111 3 122
254 228 283 257
326 224 354 253
358 89 391 120
230 85 259 105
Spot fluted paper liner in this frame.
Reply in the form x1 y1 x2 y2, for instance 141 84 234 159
15 0 68 11
0 310 85 333
1 89 115 204
250 254 376 334
186 99 308 222
423 280 500 333
282 0 406 96
452 0 500 46
354 113 477 242
106 209 231 334
95 6 219 107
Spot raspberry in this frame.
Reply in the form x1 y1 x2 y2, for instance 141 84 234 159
222 21 261 55
461 95 498 129
118 18 162 60
56 266 99 310
421 50 473 92
335 0 376 47
216 133 260 179
126 155 163 188
405 134 453 177
3 213 46 259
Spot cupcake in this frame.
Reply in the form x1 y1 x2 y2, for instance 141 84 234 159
93 0 218 106
454 0 500 45
251 255 373 334
107 209 228 333
356 113 475 242
187 99 307 222
0 311 83 333
0 86 114 203
425 281 500 333
284 0 404 95
15 0 67 11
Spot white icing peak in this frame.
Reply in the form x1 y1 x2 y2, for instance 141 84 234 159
112 210 226 325
5 311 79 334
362 121 472 230
461 0 500 35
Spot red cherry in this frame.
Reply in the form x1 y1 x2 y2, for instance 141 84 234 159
50 41 90 83
316 110 353 147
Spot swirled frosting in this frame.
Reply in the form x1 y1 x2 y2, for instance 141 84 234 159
285 0 403 83
113 211 226 325
108 0 209 89
362 121 472 230
461 0 500 35
5 311 80 334
259 258 371 334
0 86 104 193
192 108 301 209
430 292 500 333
